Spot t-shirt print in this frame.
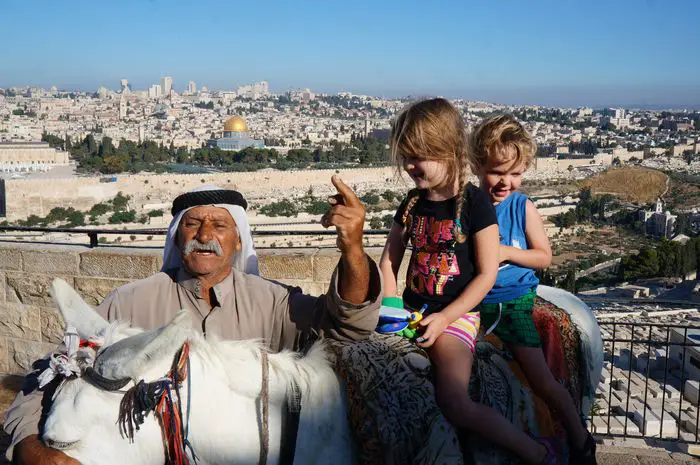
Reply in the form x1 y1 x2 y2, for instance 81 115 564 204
407 215 460 296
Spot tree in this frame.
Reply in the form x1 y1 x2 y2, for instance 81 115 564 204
562 269 577 292
101 155 126 174
86 134 98 155
99 137 115 157
382 190 397 202
66 211 86 227
41 133 65 149
112 192 130 211
360 192 380 205
369 217 383 229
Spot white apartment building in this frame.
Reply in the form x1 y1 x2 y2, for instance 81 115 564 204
149 84 162 99
161 76 173 96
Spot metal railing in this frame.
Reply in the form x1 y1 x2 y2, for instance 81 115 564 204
590 321 700 443
0 225 391 248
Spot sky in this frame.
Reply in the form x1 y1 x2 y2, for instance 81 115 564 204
1 0 699 108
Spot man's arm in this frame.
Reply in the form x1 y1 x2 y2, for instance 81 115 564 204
276 175 381 349
13 435 81 465
322 175 371 304
5 371 82 465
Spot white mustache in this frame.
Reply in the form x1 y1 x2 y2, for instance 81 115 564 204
182 239 223 256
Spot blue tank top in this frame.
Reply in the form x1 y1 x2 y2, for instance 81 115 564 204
482 192 539 304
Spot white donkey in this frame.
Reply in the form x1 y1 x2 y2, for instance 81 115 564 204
41 279 355 465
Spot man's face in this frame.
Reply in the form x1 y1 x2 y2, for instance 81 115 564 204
177 206 240 278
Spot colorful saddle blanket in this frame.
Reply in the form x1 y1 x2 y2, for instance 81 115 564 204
325 296 596 465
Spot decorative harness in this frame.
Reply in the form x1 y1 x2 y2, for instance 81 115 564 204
43 336 301 465
114 343 196 465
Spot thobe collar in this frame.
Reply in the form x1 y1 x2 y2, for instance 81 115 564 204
175 267 234 306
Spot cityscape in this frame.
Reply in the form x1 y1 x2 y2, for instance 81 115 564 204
2 0 700 463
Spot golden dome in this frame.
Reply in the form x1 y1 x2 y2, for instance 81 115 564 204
223 116 249 132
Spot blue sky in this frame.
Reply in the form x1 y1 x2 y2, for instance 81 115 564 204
1 0 699 107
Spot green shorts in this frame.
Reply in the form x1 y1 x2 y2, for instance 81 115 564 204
479 288 541 348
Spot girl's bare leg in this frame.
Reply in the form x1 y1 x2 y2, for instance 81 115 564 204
430 335 548 465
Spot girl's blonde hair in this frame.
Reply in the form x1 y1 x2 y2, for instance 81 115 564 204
390 98 469 243
468 114 536 173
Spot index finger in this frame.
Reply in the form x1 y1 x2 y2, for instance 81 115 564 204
331 175 361 208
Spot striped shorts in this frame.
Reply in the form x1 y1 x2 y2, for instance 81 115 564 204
443 312 480 353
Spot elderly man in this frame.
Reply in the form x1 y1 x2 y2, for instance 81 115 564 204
5 176 381 465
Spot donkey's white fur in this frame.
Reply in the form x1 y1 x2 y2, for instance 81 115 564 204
43 279 355 465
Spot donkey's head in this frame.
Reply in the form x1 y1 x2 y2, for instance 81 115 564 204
42 279 196 465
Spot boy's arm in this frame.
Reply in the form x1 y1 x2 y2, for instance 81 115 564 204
417 224 499 347
379 222 407 297
501 200 552 270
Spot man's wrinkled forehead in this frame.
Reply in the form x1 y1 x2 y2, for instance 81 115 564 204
180 206 235 223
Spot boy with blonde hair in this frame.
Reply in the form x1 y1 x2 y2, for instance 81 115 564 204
472 114 596 465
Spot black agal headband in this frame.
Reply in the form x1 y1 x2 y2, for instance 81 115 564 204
171 190 248 216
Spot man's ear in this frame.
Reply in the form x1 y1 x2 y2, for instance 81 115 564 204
231 219 241 252
233 227 242 252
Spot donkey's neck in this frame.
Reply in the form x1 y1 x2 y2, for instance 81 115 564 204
183 347 288 465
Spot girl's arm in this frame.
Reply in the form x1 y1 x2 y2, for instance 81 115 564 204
417 224 499 347
500 200 552 270
379 221 407 297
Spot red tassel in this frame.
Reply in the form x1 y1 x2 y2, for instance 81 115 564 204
155 343 192 465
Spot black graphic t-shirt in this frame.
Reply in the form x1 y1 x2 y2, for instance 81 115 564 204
394 183 497 314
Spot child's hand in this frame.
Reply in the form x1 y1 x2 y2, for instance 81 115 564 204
416 312 449 348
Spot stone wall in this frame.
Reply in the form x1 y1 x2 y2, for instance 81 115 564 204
0 242 408 376
4 167 402 221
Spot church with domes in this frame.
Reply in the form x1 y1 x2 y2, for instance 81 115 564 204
208 116 264 151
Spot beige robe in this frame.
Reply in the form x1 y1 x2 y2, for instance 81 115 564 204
3 258 382 459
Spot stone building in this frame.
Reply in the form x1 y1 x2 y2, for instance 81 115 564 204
639 198 676 239
0 141 70 172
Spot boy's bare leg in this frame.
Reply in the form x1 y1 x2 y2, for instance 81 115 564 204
511 345 588 449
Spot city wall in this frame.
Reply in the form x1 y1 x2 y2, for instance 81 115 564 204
4 167 404 221
0 242 409 376
5 156 602 222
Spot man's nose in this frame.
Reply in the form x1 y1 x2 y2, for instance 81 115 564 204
197 223 214 242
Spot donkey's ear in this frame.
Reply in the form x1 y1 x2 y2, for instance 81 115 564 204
95 309 193 380
50 278 108 339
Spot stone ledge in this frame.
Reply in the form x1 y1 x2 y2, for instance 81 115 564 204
0 249 21 272
21 249 80 274
5 273 75 306
258 250 314 280
74 276 130 306
79 249 160 279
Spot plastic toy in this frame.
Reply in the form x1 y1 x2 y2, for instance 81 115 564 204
376 297 427 340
